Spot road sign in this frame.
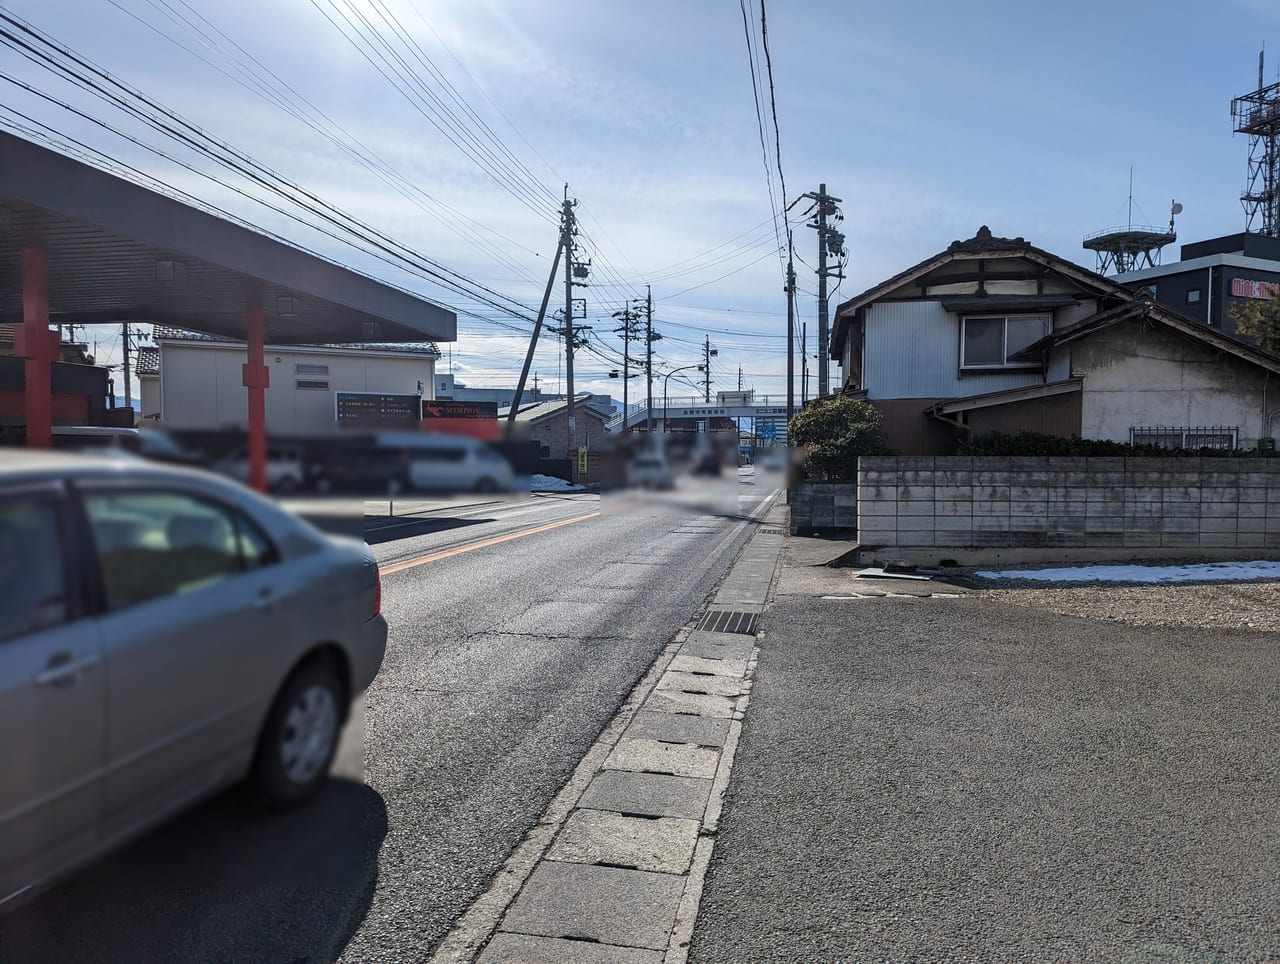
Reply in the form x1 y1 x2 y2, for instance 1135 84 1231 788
759 424 777 440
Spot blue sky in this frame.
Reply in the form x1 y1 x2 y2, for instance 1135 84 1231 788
4 0 1279 400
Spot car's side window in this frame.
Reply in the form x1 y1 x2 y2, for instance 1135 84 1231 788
234 511 279 570
83 491 244 611
0 495 69 641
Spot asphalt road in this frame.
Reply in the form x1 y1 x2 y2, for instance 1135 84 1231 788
691 593 1280 962
0 473 772 963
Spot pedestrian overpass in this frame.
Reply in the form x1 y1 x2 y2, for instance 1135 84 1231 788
606 394 790 439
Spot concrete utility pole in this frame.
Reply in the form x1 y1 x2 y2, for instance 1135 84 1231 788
508 208 568 423
801 321 808 405
121 321 131 410
802 183 845 397
563 191 577 454
786 230 796 421
612 304 643 431
644 285 659 435
701 335 717 402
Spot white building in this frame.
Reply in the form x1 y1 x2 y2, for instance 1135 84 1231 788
138 328 438 435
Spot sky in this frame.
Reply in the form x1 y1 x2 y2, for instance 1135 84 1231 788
4 0 1280 404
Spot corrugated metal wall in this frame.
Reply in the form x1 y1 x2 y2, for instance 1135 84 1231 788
865 301 1044 398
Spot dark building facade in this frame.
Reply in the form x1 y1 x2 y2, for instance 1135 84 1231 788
1115 232 1280 336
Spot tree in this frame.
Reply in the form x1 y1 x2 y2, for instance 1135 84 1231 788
788 396 890 481
1230 290 1280 354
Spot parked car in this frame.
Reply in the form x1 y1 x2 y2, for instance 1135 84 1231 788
0 450 386 911
626 454 675 490
213 443 308 492
48 426 196 465
310 445 411 495
375 432 516 493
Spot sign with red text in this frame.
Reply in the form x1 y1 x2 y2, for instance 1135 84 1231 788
1231 278 1280 300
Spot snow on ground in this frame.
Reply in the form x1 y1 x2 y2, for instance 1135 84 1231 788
527 474 586 492
976 560 1280 584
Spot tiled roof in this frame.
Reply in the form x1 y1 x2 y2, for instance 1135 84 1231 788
135 346 159 377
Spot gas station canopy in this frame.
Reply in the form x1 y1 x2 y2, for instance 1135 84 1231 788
0 131 456 345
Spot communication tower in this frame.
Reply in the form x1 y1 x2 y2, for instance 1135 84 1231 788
1232 49 1280 238
1082 171 1180 274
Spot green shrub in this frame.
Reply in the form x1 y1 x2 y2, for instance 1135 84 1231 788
789 397 891 480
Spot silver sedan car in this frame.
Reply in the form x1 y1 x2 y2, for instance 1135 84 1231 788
0 450 386 910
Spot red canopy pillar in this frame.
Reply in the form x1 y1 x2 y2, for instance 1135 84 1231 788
16 246 60 448
242 302 269 493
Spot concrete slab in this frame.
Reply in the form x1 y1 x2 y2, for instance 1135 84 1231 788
668 653 750 678
605 737 720 779
644 689 737 718
680 632 756 662
578 770 711 820
656 669 745 698
479 933 662 963
624 710 732 748
498 861 683 951
546 808 699 875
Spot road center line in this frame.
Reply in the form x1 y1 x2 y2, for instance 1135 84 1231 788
379 511 599 575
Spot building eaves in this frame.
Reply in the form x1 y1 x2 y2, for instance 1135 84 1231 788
830 225 1134 358
1016 299 1280 375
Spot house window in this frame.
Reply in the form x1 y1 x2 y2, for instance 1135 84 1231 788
1131 426 1237 450
1186 289 1202 304
296 379 329 390
296 363 329 375
960 314 1049 369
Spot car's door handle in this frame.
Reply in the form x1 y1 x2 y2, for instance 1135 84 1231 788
34 652 101 687
253 587 278 612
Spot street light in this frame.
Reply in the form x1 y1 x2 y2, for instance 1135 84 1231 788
662 364 704 434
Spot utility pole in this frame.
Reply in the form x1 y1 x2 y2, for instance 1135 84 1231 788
738 365 743 391
802 183 846 397
801 321 808 406
508 202 569 423
701 335 717 402
121 321 132 410
786 231 796 420
612 304 643 433
644 285 659 435
563 191 577 454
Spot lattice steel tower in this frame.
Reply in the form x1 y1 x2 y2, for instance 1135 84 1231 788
1233 50 1280 238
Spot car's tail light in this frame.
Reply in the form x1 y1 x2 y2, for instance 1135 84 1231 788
373 567 382 617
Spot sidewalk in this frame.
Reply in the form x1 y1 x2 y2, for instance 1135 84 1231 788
689 534 1280 961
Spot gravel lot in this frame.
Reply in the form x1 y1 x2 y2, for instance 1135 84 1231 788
692 593 1280 962
963 570 1280 633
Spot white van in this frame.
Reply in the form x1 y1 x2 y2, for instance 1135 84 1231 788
375 432 516 493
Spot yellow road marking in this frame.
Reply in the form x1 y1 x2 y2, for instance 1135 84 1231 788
379 511 599 575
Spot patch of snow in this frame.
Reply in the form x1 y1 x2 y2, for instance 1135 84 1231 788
529 473 586 492
977 560 1280 584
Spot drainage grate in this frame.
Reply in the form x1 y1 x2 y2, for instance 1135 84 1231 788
760 528 783 535
698 609 758 635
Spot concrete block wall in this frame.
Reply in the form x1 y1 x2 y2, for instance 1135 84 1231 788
857 456 1280 550
788 482 858 533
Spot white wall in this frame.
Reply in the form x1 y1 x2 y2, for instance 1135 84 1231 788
157 342 436 435
139 375 160 421
1076 319 1271 446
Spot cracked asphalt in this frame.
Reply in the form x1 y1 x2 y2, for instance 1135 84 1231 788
0 478 772 963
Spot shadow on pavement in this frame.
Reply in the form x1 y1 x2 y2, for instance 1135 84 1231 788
362 515 492 545
0 778 387 964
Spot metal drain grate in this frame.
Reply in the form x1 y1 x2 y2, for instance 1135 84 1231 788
759 528 783 535
698 610 758 635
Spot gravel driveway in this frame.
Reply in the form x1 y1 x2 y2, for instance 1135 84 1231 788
691 593 1280 962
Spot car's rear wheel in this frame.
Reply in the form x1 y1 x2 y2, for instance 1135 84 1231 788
251 660 343 808
475 477 498 493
